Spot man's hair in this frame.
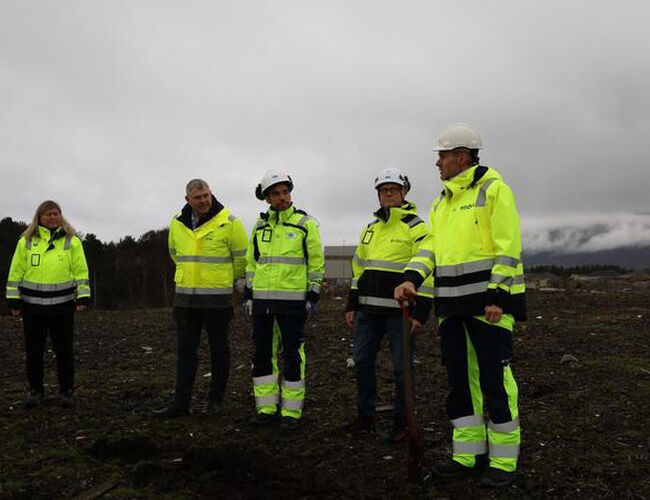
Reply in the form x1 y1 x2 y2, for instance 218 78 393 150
186 178 210 196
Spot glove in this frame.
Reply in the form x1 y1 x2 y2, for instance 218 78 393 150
242 300 253 321
305 301 317 319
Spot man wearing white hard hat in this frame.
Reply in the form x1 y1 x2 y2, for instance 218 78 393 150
343 168 432 443
395 124 526 487
243 170 324 430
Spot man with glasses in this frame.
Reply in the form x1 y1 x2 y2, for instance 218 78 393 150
344 168 432 443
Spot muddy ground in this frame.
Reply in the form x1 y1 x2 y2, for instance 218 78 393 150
1 286 649 499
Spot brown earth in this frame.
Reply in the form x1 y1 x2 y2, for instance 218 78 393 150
1 287 649 499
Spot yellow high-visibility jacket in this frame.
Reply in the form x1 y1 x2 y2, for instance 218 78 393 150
6 227 90 311
346 201 432 323
245 204 324 308
404 165 526 320
169 198 247 308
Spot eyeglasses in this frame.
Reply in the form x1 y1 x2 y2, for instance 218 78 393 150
379 186 402 195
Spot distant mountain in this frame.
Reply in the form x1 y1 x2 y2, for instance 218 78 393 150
523 245 650 270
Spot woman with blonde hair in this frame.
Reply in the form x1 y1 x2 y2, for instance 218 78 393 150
6 200 91 408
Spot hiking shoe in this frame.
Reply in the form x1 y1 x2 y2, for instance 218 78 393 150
24 390 44 408
280 416 300 431
60 390 75 408
432 456 487 478
250 412 277 427
202 400 222 416
151 404 190 418
480 467 517 487
382 417 408 444
343 414 376 435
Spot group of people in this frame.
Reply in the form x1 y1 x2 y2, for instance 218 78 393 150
6 123 526 487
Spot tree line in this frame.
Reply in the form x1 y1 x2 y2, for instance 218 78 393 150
0 217 174 312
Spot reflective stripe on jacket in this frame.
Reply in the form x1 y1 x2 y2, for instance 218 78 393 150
169 198 247 308
7 227 90 309
404 165 526 320
246 205 324 305
346 201 432 322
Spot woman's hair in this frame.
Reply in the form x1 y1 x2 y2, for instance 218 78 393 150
23 200 76 242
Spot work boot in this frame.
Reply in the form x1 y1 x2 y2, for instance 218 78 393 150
152 403 190 418
280 416 300 431
382 416 408 444
343 413 376 435
60 389 75 408
432 455 488 478
479 467 517 487
250 411 277 427
24 390 44 408
202 399 222 416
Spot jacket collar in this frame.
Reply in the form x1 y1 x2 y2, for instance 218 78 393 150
177 195 224 230
374 200 417 222
263 203 296 223
443 164 494 198
38 226 66 242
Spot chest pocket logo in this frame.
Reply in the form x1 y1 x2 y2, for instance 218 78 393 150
261 228 272 242
362 230 374 245
31 254 41 267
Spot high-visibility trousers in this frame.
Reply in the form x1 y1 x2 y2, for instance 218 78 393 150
439 316 520 472
251 312 306 419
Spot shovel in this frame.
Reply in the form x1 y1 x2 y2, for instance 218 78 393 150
401 301 424 484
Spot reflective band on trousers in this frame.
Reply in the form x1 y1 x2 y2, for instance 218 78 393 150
176 286 233 295
19 280 76 292
489 443 519 458
177 255 232 263
475 179 497 207
282 380 305 389
309 283 321 294
452 414 484 428
253 290 307 300
351 279 358 287
253 374 278 385
436 258 494 277
282 398 304 410
6 290 20 298
353 255 406 271
488 417 520 433
258 256 306 265
435 281 488 297
453 440 488 455
359 296 400 308
6 281 20 287
22 293 76 305
255 395 279 406
246 272 256 278
308 272 324 279
232 250 246 257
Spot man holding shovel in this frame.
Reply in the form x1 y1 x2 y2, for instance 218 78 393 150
395 124 526 487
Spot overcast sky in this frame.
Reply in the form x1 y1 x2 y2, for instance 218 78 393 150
2 1 649 253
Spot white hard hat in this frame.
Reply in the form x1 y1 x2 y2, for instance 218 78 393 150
374 168 411 194
433 123 483 151
255 169 294 200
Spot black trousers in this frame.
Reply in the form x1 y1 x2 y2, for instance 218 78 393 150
23 312 75 393
439 316 515 423
173 307 233 407
251 311 306 382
